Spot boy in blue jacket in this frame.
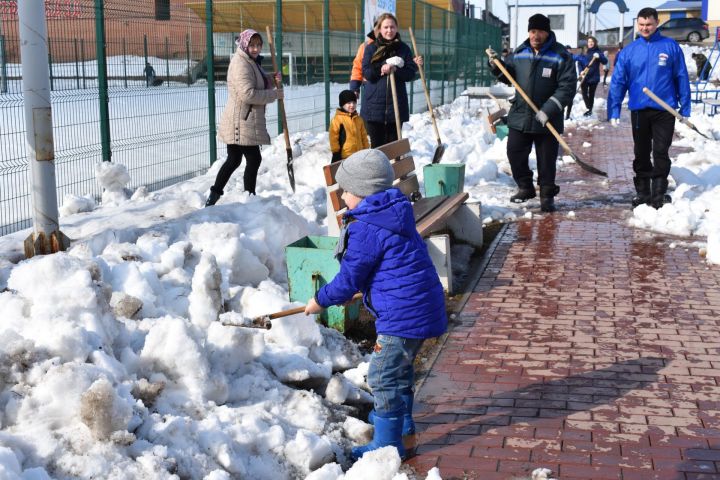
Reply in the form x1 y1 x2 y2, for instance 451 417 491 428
607 7 690 209
304 149 447 460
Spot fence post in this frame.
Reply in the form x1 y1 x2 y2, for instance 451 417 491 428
47 41 54 91
410 0 416 113
74 38 80 89
186 33 191 86
205 0 217 164
165 36 170 87
143 34 149 78
94 0 111 161
275 0 283 135
323 0 330 130
122 37 127 88
81 38 87 89
441 13 446 106
0 34 6 94
17 0 65 256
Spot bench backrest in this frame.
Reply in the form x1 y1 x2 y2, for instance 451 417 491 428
323 139 420 226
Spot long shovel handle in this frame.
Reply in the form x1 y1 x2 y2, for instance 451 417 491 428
389 71 402 139
642 87 710 140
408 27 442 145
577 56 598 88
252 293 364 323
486 50 573 154
266 27 292 151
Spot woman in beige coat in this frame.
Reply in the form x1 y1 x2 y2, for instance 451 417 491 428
206 29 283 206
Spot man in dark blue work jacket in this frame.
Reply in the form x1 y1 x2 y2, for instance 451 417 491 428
489 14 577 213
607 7 691 209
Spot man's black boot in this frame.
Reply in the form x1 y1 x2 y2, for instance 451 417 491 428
631 177 651 207
205 189 222 207
539 185 560 213
650 177 671 209
510 180 536 203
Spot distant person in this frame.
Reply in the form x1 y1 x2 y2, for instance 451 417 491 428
361 12 419 147
329 90 369 162
489 14 576 213
144 62 156 87
574 36 608 116
304 149 447 461
206 29 283 206
607 7 690 209
565 44 576 120
692 52 710 81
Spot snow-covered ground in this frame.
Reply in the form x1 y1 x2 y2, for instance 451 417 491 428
1 53 720 479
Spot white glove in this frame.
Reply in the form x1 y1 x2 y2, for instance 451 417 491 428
535 110 549 126
593 52 600 59
386 56 405 69
610 118 620 127
487 47 498 60
603 50 609 57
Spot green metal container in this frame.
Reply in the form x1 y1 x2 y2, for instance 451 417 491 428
285 235 360 332
496 124 509 140
423 163 466 197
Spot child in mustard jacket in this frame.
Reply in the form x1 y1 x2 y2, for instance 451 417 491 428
329 90 369 162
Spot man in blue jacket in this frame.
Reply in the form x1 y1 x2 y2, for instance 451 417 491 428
607 7 690 209
489 14 577 212
305 149 447 461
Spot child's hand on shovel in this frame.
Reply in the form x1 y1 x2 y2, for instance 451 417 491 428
304 297 324 315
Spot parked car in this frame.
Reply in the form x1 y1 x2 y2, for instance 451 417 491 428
658 17 710 43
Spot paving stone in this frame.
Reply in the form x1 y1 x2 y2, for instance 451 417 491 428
407 103 720 479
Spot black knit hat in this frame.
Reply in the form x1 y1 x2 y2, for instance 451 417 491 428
339 90 357 107
528 14 551 33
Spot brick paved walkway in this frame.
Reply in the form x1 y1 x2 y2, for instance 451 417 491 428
406 112 720 479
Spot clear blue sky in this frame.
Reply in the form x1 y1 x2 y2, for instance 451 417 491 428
470 0 666 29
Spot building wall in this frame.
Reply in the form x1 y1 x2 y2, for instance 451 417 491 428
658 9 702 24
510 4 580 48
0 0 206 63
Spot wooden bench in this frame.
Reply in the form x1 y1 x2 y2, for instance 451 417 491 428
322 139 483 293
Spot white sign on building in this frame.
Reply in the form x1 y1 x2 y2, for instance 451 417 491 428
509 2 581 49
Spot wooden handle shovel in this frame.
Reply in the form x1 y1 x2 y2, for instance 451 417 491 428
486 49 607 177
409 27 446 164
389 71 402 140
642 87 711 140
266 26 296 191
248 293 364 329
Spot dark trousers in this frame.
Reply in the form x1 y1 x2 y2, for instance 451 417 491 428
581 82 598 111
366 121 398 148
211 144 262 195
507 128 559 187
630 109 675 179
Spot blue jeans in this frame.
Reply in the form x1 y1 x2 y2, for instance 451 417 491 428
367 335 425 415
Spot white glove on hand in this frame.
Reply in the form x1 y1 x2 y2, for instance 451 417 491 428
610 118 620 127
487 47 498 60
593 52 600 59
386 56 405 69
535 110 549 126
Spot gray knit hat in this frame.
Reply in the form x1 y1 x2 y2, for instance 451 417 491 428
336 149 394 198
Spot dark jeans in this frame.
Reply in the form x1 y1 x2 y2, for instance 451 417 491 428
211 144 262 195
630 109 675 179
506 128 560 187
366 121 398 148
581 82 598 111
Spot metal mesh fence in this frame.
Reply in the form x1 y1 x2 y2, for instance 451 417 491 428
0 0 500 237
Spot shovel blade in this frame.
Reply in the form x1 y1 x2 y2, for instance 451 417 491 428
569 151 607 177
431 143 446 164
286 149 296 192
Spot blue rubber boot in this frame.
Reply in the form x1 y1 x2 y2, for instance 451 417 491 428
367 393 415 436
351 412 405 460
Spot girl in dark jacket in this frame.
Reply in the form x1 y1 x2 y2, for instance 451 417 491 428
574 36 608 116
360 13 418 147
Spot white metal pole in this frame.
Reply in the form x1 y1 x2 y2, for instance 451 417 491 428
592 13 597 37
18 0 62 250
619 13 625 45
